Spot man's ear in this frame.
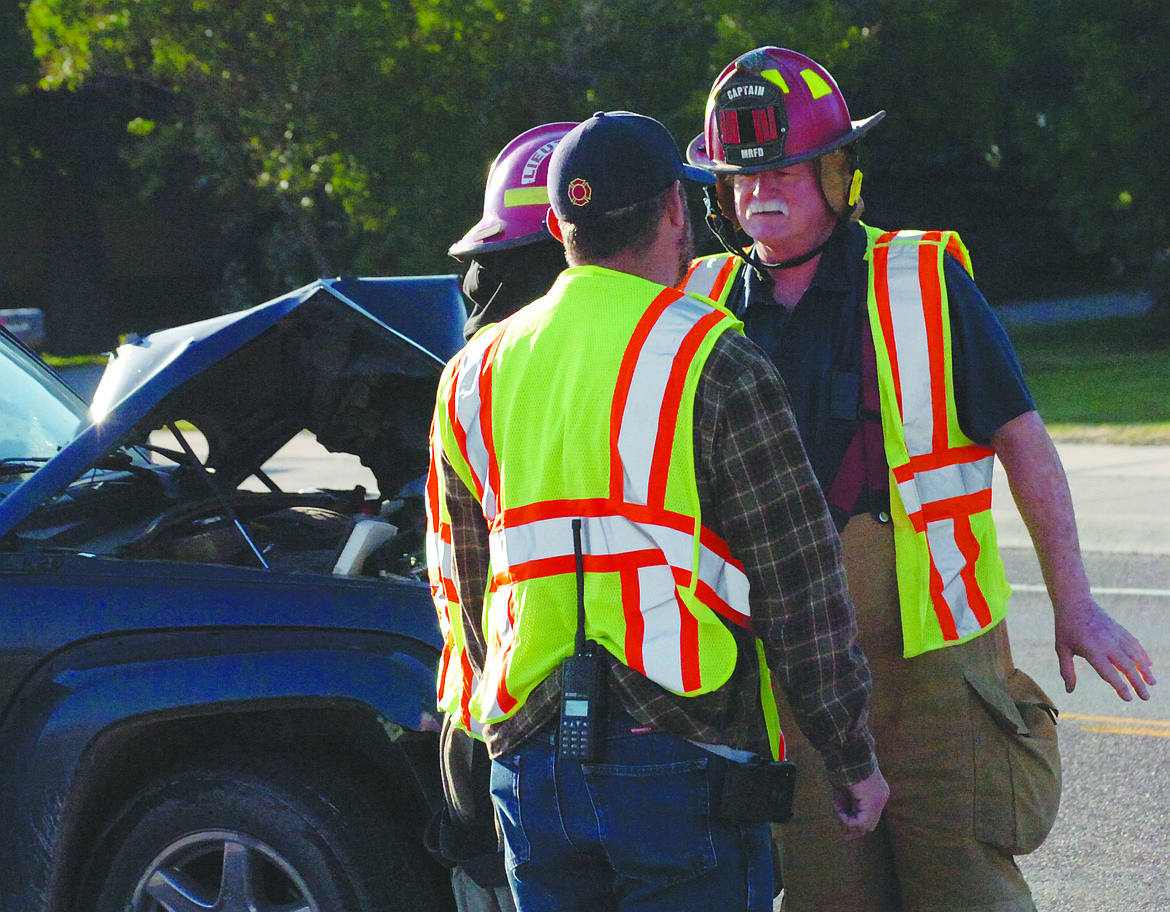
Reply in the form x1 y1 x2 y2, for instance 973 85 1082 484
545 208 565 243
819 148 863 220
664 180 687 227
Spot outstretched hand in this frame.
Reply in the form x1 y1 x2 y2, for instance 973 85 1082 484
833 767 889 841
1055 594 1155 701
989 413 1157 704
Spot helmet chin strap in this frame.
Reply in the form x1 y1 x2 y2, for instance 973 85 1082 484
702 184 775 287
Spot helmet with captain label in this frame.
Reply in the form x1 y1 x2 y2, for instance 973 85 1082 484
686 47 884 175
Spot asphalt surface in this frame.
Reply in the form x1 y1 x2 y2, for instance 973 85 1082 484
992 443 1170 556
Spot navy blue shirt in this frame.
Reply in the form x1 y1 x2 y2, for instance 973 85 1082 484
727 222 1034 528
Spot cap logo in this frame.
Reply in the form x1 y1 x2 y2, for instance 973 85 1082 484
567 178 592 207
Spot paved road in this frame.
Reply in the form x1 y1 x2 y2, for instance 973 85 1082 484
1006 547 1168 912
993 443 1170 556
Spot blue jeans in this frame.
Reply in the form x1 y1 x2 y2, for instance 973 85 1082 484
488 715 773 912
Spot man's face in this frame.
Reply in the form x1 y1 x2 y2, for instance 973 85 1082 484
731 160 836 262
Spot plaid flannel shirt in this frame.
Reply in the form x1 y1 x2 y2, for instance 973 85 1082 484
439 317 877 786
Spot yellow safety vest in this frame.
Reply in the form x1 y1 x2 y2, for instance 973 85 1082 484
680 254 743 310
426 450 481 733
428 266 757 727
679 226 1010 657
865 226 1010 655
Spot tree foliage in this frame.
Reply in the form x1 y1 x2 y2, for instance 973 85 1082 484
21 0 876 305
14 0 1170 327
1011 0 1170 279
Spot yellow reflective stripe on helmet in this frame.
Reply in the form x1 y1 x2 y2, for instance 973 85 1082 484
760 68 790 92
849 169 864 206
801 68 834 100
503 186 550 208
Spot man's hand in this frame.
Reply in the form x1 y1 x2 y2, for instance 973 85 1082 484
1055 594 1156 701
833 767 889 841
991 411 1157 703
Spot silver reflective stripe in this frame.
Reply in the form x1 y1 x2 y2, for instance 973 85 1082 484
489 512 750 620
924 518 984 638
878 230 995 640
895 455 995 518
636 562 689 692
617 293 722 503
451 329 500 519
681 258 728 300
882 237 936 455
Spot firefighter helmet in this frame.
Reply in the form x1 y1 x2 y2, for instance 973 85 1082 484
450 122 578 259
687 47 884 175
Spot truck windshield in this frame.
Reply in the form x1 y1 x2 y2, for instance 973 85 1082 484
0 341 90 466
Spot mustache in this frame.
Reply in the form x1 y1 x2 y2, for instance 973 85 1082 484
744 199 789 218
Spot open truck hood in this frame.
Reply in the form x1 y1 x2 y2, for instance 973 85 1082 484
0 276 466 538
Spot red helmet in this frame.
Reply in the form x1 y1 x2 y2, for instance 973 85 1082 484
687 47 884 175
449 122 578 259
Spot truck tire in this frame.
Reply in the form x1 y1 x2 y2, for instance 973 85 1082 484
86 758 440 912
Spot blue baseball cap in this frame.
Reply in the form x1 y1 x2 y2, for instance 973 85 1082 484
548 111 716 223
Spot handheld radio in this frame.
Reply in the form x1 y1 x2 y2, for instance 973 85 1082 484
557 519 605 762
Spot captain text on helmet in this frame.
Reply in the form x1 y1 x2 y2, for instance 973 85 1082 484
679 46 1155 912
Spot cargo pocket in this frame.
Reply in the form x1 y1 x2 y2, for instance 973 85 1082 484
967 668 1061 855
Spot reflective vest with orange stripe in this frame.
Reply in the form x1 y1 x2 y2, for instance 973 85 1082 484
679 226 1010 657
429 266 754 726
425 436 482 732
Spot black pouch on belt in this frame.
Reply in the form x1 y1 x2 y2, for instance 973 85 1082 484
718 757 797 824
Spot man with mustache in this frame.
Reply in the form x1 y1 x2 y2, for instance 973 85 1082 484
680 46 1155 912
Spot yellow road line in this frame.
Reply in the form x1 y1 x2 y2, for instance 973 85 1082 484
1062 712 1170 738
1079 725 1170 737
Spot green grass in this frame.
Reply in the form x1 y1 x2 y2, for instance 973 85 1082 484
42 353 107 368
1007 315 1170 444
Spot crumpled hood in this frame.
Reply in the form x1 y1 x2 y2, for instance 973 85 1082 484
0 276 466 537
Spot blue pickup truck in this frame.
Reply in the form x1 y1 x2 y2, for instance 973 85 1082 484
0 277 467 911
